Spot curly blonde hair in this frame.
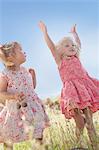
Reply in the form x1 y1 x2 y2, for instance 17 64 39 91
55 37 80 58
0 42 20 67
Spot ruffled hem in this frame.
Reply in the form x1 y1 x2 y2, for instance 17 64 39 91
60 76 99 119
60 100 99 119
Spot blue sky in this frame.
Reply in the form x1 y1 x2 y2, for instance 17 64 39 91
0 0 99 98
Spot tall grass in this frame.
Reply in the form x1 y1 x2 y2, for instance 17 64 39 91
0 98 99 150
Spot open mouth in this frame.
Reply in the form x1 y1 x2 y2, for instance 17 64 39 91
70 49 75 52
24 52 27 57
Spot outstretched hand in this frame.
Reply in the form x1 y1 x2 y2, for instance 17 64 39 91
70 24 77 33
14 93 25 102
39 21 47 33
29 68 35 77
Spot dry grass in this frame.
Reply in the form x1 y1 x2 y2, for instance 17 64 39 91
0 97 99 150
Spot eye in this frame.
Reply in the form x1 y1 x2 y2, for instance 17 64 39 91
65 45 69 47
72 44 76 47
24 52 26 55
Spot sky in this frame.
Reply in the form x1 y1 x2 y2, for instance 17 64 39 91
0 0 99 99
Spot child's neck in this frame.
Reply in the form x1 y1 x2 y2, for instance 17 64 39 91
61 53 72 60
14 65 20 71
6 64 21 71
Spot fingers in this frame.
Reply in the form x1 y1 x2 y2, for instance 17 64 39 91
19 93 25 101
39 20 43 24
69 24 77 33
39 21 47 33
29 68 34 73
39 20 45 26
39 21 43 27
14 93 25 102
29 69 35 77
74 24 76 28
73 24 77 31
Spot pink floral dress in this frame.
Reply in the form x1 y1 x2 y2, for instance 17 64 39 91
0 66 49 143
58 56 99 119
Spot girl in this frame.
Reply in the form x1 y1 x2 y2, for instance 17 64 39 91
0 42 49 149
39 21 99 150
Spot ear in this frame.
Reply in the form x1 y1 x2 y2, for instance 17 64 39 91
6 53 15 62
5 55 15 66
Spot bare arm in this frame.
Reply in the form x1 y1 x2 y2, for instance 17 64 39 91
29 68 36 89
0 76 24 103
70 24 81 49
0 76 15 103
39 21 61 65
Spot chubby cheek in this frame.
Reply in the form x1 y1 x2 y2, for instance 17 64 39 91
18 55 26 63
22 55 26 62
62 48 68 54
71 51 77 56
64 49 70 55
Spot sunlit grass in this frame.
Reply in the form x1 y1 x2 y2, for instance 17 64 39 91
0 97 99 150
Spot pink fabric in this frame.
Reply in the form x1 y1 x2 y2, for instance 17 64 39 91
58 56 99 119
0 67 49 142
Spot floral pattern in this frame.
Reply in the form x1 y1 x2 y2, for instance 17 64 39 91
59 56 99 119
0 67 49 142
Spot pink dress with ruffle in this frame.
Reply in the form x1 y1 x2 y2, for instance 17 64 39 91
0 67 49 143
58 56 99 119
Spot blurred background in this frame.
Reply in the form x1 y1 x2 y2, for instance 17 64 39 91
0 0 99 98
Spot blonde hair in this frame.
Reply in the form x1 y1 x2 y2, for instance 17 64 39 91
0 42 20 67
55 37 80 58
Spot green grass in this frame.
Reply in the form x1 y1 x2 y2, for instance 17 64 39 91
0 99 99 150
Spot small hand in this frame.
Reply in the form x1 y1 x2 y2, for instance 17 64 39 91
39 21 47 33
70 24 77 33
29 68 34 75
20 93 26 101
14 93 25 102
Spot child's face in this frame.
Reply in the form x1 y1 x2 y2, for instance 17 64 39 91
62 40 77 57
12 44 26 65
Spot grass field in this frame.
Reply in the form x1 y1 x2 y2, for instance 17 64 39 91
0 97 99 150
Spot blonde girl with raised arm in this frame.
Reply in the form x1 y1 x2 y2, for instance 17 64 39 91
39 21 99 150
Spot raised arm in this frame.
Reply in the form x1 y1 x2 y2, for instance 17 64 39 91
70 24 81 49
39 21 61 65
29 68 36 89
